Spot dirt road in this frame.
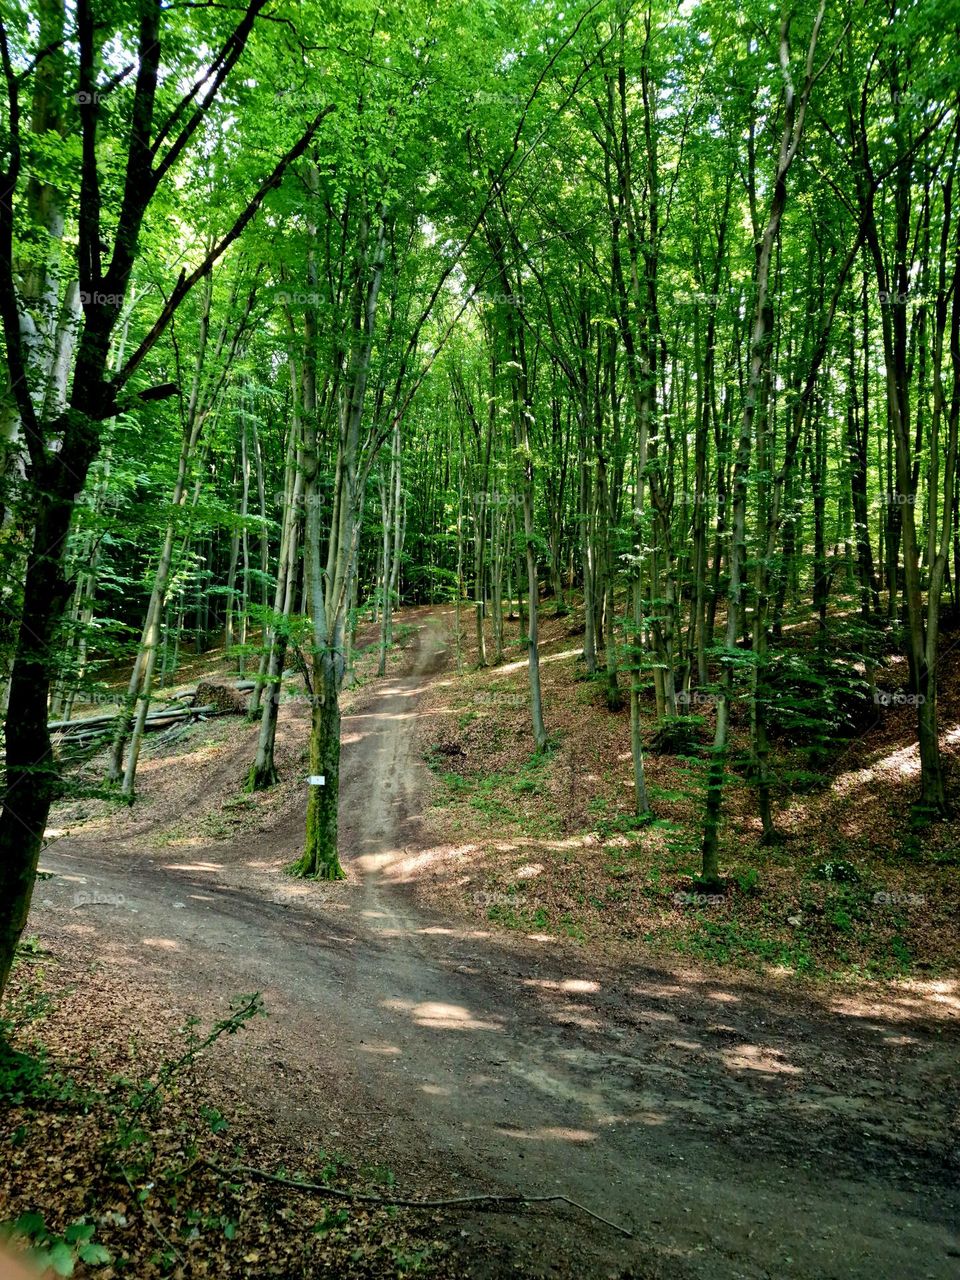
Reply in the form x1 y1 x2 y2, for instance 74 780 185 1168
31 617 960 1278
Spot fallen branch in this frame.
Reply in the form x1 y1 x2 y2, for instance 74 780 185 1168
121 1170 185 1268
203 1161 633 1239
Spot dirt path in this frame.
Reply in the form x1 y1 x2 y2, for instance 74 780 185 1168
31 616 959 1278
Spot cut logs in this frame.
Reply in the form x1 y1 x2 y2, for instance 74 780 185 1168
49 679 257 748
193 679 251 715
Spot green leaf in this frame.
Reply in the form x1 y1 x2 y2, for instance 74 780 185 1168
64 1223 95 1245
78 1243 112 1265
45 1240 76 1277
11 1213 47 1241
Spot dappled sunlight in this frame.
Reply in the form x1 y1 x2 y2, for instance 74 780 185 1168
628 982 688 1000
512 861 544 878
551 1004 602 1030
466 1074 499 1087
139 745 224 772
355 848 404 875
369 839 487 883
385 834 598 889
494 1125 597 1142
721 1044 801 1076
382 996 505 1032
409 1000 504 1031
417 926 494 939
490 647 582 676
427 701 470 721
345 692 420 720
162 862 223 873
828 978 960 1020
560 978 600 993
875 742 923 777
632 1111 670 1127
833 742 922 795
520 976 600 994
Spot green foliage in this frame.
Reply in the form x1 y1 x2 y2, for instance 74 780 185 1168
649 714 707 756
487 903 550 931
761 652 873 754
733 867 760 895
671 920 814 974
0 1037 81 1109
813 860 862 884
0 1215 111 1276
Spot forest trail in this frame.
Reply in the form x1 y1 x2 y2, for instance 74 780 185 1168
31 616 959 1279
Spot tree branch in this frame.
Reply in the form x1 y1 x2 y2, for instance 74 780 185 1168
204 1162 634 1239
112 105 336 399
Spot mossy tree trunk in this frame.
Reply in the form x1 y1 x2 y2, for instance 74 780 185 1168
296 651 344 879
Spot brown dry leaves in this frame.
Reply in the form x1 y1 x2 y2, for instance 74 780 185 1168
0 941 453 1279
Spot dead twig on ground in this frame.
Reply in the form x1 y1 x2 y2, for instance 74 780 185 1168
203 1160 634 1238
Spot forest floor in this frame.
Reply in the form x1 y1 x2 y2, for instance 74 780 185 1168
2 607 959 1278
413 602 960 978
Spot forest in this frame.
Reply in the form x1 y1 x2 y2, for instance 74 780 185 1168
0 1 958 1278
